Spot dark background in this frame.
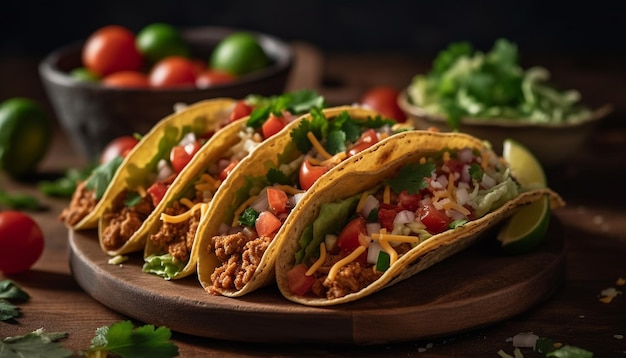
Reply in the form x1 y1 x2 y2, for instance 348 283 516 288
2 0 625 58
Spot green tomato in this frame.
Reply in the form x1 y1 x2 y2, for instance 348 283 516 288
0 98 52 179
210 32 269 76
70 67 100 82
136 22 190 64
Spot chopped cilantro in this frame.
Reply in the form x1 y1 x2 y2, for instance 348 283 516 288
123 191 143 207
325 130 347 155
290 107 329 153
469 163 484 181
449 219 468 229
266 167 290 185
238 207 259 227
83 320 179 358
0 329 71 357
246 90 326 129
0 280 30 322
0 300 20 321
385 161 436 194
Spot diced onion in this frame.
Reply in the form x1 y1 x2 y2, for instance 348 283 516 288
250 189 269 213
456 187 470 206
458 147 474 163
156 159 174 181
512 332 539 348
290 192 306 206
461 164 471 183
242 226 257 238
324 234 338 252
360 195 380 217
366 222 381 236
394 210 415 225
178 132 197 147
367 241 383 265
217 222 231 235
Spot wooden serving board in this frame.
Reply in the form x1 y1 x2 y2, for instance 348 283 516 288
68 218 566 345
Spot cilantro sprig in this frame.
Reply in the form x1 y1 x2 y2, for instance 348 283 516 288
385 161 436 194
245 90 326 129
0 280 30 322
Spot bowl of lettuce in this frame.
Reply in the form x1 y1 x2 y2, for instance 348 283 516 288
398 38 610 166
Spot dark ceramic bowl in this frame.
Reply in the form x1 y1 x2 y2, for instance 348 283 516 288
398 90 611 167
39 26 294 161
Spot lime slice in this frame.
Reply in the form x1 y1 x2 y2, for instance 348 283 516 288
502 138 547 190
497 196 550 254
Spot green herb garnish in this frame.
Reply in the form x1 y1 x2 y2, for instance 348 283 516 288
245 90 326 129
238 207 259 227
385 161 436 194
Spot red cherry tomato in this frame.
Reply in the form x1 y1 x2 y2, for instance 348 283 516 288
170 141 201 173
196 70 236 88
0 211 44 274
299 159 330 191
261 113 287 139
417 203 452 234
102 71 150 88
82 25 143 77
360 86 406 122
347 128 379 157
149 56 197 88
286 263 316 296
100 136 139 164
229 100 253 123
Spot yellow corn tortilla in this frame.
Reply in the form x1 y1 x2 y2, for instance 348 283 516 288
274 130 565 306
96 98 237 256
195 106 392 297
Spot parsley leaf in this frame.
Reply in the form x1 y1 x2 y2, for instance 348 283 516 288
385 162 436 194
1 329 71 357
0 280 30 301
0 300 20 321
290 107 329 153
84 320 179 358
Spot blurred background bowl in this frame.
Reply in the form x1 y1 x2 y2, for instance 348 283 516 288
39 26 294 161
397 90 611 167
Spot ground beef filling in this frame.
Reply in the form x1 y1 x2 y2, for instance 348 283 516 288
207 232 272 294
59 181 97 226
149 200 202 262
311 242 413 299
101 190 155 251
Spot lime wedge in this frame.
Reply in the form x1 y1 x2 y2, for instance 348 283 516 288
498 139 550 254
497 196 550 254
502 138 546 190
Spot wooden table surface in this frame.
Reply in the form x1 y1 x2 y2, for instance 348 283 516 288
1 44 625 357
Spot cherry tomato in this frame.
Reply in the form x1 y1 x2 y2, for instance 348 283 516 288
347 128 379 157
147 181 169 207
267 187 289 215
136 22 190 64
261 113 287 139
360 86 406 122
102 71 150 88
417 203 452 234
170 141 201 173
0 211 44 274
100 136 139 164
82 25 143 77
196 70 236 88
219 160 239 181
286 263 316 296
229 100 253 123
255 211 281 237
149 56 197 88
299 159 330 191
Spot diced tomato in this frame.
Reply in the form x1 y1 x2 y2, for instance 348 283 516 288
347 128 379 157
255 211 282 237
417 203 452 234
170 141 201 173
261 113 287 139
267 187 289 215
337 217 367 253
299 159 330 191
229 100 253 123
442 158 463 175
147 182 169 207
398 190 422 212
219 160 239 181
287 263 316 296
377 203 404 231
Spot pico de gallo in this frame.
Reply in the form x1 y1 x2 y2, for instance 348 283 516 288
204 106 412 294
286 145 520 299
142 90 326 279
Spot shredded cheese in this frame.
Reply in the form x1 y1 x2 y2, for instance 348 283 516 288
443 151 450 163
161 202 207 224
306 131 333 160
180 198 195 209
308 151 347 167
355 192 370 213
231 195 259 227
372 232 422 244
136 185 147 198
383 185 391 204
305 243 327 276
327 246 366 281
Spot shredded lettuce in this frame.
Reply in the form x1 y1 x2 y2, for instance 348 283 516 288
142 254 185 280
469 177 519 217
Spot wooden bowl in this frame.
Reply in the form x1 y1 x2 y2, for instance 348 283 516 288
39 26 294 161
397 90 611 167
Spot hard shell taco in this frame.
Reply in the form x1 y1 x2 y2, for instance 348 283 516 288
95 98 239 256
58 98 236 231
274 130 565 306
141 90 326 280
196 105 412 297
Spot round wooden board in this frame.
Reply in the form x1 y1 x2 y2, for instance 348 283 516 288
68 217 566 345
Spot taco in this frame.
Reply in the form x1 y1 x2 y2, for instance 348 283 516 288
141 90 326 279
274 130 565 306
95 98 240 256
58 98 236 231
195 105 413 297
